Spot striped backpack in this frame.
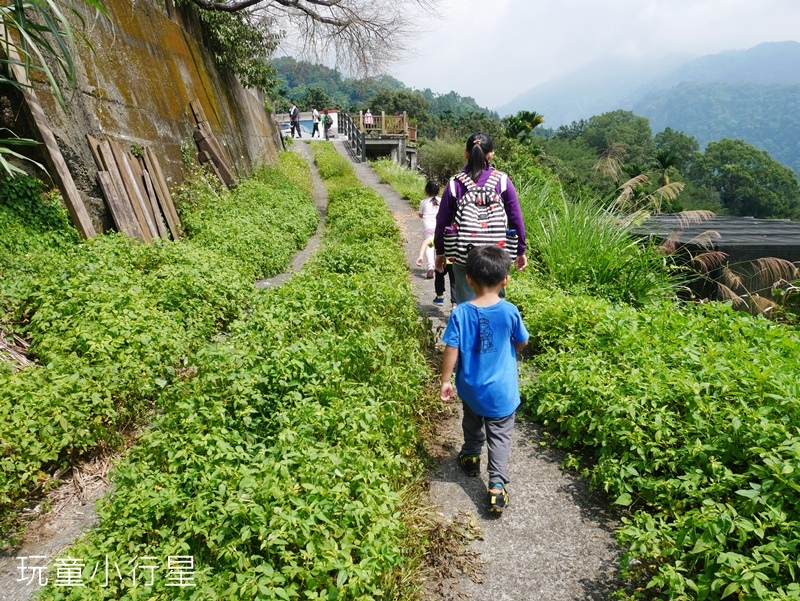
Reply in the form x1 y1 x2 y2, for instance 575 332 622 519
444 170 517 265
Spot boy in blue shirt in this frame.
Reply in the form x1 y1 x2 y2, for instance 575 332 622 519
440 245 529 514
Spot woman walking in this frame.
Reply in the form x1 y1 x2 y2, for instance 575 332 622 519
434 133 527 304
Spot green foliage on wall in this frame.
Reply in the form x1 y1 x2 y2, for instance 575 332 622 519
179 1 280 93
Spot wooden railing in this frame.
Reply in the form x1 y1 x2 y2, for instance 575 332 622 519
355 111 417 143
339 110 418 163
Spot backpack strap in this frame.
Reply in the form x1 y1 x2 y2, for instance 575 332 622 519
451 170 505 201
499 172 508 194
454 171 477 192
484 170 502 191
450 173 474 199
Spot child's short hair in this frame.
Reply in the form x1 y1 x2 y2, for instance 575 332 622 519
425 180 440 197
466 245 511 287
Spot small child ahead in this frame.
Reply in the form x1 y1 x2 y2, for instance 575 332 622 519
418 181 441 280
418 181 454 306
440 245 529 514
415 235 456 307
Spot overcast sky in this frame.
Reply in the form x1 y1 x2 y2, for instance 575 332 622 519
387 0 800 109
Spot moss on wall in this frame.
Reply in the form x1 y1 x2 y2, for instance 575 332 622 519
35 0 280 232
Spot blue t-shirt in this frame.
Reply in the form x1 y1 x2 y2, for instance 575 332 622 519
443 299 529 418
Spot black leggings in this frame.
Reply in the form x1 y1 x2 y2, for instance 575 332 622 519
436 264 456 303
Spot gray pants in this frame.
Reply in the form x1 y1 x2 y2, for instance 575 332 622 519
452 263 506 305
461 401 515 485
451 264 476 305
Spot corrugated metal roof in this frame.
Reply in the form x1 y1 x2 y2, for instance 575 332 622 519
634 214 800 262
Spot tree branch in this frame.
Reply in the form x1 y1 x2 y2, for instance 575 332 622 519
184 0 439 76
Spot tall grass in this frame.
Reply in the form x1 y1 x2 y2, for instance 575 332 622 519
518 180 676 306
370 158 426 207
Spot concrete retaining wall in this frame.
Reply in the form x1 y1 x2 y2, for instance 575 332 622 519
33 0 282 231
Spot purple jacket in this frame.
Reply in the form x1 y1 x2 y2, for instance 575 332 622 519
434 165 527 257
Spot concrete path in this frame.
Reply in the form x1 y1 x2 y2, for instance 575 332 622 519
330 140 624 601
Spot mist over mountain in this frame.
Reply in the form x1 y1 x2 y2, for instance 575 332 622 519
498 41 800 175
645 41 800 89
496 53 694 125
499 42 800 124
631 42 800 175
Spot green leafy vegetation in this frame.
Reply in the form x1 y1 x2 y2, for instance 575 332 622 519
177 163 318 279
541 110 800 219
692 138 800 219
417 138 465 186
3 45 797 598
0 154 317 547
21 145 435 599
637 81 800 177
371 158 425 206
177 2 279 93
510 280 800 599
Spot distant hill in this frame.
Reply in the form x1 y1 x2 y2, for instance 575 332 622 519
498 41 800 175
272 56 408 108
495 53 694 124
630 42 800 175
272 57 495 119
645 41 800 88
633 81 800 175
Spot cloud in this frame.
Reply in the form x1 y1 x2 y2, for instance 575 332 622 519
389 0 800 108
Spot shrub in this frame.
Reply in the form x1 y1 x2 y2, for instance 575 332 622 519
371 158 425 206
513 284 800 600
0 156 317 547
177 161 318 279
418 138 464 185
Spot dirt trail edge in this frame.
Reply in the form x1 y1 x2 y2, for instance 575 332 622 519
331 140 624 601
0 143 328 601
256 142 328 288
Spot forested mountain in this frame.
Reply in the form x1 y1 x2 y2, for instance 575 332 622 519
272 57 495 119
627 42 800 175
498 41 800 175
418 89 498 120
272 56 407 110
634 82 800 175
644 41 800 88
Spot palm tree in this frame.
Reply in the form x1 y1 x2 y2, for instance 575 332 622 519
503 110 545 142
651 149 679 187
